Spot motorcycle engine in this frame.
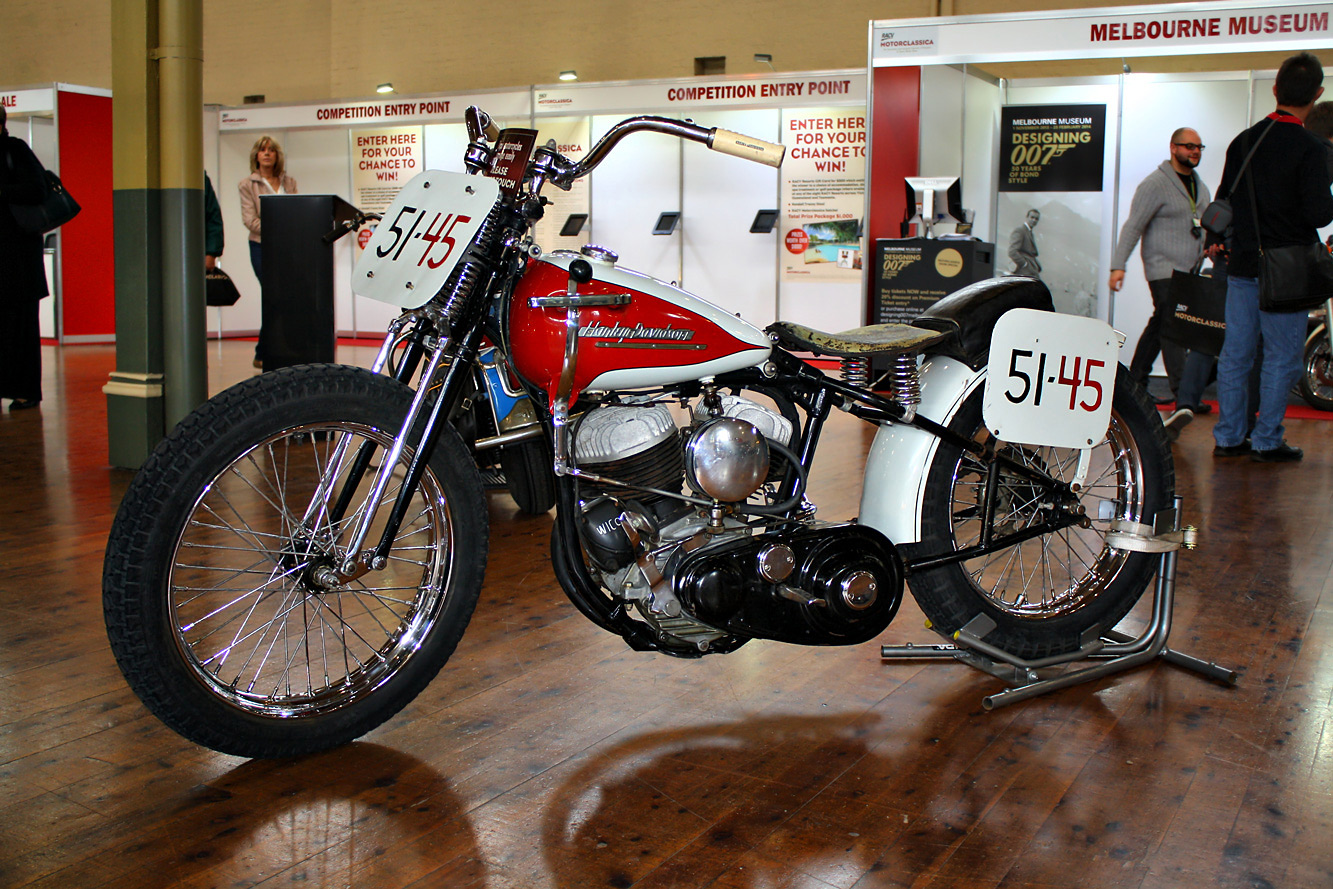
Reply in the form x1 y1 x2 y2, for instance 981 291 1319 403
570 397 903 652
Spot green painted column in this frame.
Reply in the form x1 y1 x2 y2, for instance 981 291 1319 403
107 0 205 469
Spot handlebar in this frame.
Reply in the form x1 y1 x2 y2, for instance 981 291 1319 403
462 106 786 195
557 116 785 186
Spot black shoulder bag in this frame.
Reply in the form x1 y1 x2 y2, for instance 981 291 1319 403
3 138 81 234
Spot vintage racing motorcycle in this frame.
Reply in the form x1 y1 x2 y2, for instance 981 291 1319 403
103 108 1173 758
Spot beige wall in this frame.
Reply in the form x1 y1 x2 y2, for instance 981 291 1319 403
3 0 1282 106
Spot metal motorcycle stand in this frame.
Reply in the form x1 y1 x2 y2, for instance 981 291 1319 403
880 496 1238 709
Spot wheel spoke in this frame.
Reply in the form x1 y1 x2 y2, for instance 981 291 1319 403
951 409 1143 620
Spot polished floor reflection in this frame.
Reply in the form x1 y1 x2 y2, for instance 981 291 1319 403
1 340 1331 888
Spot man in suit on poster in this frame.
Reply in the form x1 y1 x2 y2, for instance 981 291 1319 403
1008 208 1041 277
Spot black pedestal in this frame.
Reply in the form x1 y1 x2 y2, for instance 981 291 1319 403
259 194 358 370
871 238 995 327
871 238 994 384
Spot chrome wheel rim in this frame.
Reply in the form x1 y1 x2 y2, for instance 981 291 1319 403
1305 341 1333 405
167 423 453 718
948 410 1146 620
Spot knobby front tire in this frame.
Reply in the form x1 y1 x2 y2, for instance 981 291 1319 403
907 365 1174 659
103 365 488 758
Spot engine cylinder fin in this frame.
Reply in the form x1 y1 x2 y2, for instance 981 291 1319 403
576 435 684 502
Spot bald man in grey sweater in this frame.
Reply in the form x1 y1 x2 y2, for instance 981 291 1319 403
1109 128 1211 411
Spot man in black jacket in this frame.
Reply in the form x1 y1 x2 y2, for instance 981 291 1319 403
1211 52 1333 463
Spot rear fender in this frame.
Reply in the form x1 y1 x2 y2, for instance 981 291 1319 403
857 356 983 545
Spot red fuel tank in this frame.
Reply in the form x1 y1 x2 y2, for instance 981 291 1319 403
509 250 771 403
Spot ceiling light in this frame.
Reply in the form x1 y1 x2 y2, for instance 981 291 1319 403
376 83 395 94
559 71 578 82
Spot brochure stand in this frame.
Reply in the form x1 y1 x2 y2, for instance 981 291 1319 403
260 194 358 370
880 497 1237 709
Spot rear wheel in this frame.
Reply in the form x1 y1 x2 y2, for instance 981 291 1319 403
500 437 557 514
907 366 1174 658
103 365 487 758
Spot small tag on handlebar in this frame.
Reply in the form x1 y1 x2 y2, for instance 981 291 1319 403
487 129 538 197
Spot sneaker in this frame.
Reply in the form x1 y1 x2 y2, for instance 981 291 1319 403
1250 442 1303 463
1162 407 1193 441
1213 440 1251 457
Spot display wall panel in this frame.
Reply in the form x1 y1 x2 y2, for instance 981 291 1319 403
681 109 780 326
920 65 1004 241
423 123 470 173
56 89 114 342
31 117 58 340
1115 75 1251 369
589 114 682 284
920 66 965 186
962 72 1001 243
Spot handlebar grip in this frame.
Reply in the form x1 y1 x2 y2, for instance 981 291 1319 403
709 128 786 167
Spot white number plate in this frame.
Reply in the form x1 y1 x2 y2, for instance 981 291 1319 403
983 308 1119 449
351 171 501 308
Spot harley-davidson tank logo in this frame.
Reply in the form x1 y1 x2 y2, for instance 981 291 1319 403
582 322 705 349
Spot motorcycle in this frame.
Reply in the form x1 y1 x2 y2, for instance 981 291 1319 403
102 108 1174 759
1298 299 1333 411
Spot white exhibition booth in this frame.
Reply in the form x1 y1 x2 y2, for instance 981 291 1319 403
1 83 114 344
869 0 1333 367
207 71 869 342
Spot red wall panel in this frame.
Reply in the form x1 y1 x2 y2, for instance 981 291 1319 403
57 90 115 340
866 66 921 321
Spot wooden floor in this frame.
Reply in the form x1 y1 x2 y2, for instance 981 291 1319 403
2 339 1332 889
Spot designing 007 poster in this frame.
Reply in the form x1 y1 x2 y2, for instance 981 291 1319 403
995 104 1106 317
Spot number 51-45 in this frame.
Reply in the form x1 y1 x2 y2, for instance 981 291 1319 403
1004 349 1105 413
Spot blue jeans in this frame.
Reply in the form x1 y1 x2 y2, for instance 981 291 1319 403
1213 275 1305 450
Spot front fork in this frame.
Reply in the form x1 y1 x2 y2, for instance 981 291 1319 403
320 314 487 582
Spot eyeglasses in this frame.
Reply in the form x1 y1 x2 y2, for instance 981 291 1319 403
1173 142 1205 151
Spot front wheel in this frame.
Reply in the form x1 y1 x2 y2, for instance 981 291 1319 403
103 365 488 758
1298 323 1333 411
907 365 1174 659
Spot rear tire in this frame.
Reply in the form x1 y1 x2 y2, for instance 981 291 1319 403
907 366 1174 658
103 365 487 758
500 437 557 514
